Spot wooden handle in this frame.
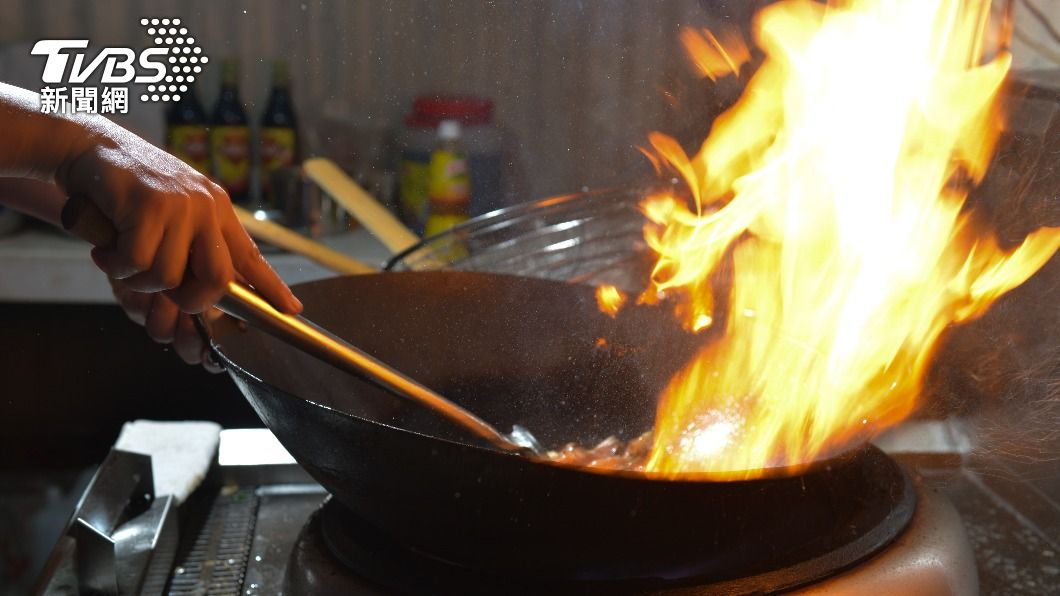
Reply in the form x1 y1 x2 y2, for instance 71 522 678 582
233 207 375 275
303 158 421 255
61 195 117 247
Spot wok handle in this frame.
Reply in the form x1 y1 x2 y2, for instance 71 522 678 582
61 195 525 454
61 193 118 247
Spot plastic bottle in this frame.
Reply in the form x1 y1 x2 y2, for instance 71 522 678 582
397 96 504 233
423 120 471 238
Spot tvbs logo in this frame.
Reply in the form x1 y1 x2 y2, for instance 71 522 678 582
32 18 207 114
33 40 168 84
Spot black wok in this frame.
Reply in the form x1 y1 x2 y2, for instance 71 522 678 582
210 270 913 591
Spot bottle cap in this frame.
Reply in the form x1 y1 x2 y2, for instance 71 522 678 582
437 119 462 141
405 95 493 128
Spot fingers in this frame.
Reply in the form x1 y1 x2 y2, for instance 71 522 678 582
109 277 151 325
121 224 193 293
91 215 164 279
88 179 297 317
218 203 302 314
173 313 204 365
145 292 181 343
110 278 221 373
168 212 234 314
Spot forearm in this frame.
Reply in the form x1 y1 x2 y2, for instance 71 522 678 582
0 82 110 182
0 178 66 225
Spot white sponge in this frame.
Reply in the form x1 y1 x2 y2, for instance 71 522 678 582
114 419 221 504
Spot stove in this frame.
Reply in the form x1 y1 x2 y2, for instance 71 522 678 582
280 482 971 595
34 428 989 595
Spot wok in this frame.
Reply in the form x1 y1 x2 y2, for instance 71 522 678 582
211 270 913 591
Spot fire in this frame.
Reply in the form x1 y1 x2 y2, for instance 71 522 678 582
681 26 751 82
595 284 627 318
631 0 1060 478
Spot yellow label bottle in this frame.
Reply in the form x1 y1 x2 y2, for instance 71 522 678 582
259 60 299 206
211 58 251 203
424 120 471 238
167 125 211 175
211 125 251 198
165 86 211 175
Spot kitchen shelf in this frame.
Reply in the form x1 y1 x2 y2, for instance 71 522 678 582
0 227 393 304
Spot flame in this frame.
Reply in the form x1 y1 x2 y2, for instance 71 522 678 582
681 26 751 82
633 0 1060 479
595 284 627 318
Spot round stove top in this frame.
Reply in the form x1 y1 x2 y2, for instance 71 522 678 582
284 449 920 594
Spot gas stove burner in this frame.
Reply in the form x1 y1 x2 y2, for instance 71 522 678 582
285 445 915 594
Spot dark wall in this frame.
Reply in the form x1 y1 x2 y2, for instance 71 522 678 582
0 303 261 469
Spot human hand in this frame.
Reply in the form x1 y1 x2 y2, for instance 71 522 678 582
109 277 224 372
57 124 302 315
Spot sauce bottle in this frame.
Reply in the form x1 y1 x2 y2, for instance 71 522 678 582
165 84 211 175
259 59 299 208
210 58 251 203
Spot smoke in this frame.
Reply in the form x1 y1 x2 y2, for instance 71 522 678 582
924 249 1060 472
966 339 1060 471
927 77 1060 471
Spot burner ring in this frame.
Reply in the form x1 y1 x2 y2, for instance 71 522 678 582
313 445 914 593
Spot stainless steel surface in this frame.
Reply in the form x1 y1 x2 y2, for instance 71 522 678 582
67 519 118 594
36 449 177 596
167 487 258 596
243 485 328 595
113 495 178 596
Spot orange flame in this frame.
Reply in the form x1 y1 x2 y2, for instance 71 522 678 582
681 26 751 82
636 0 1060 479
595 284 627 318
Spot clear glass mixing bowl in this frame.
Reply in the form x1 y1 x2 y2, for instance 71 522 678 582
386 185 672 294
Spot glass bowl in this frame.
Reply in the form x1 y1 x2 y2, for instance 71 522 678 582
387 185 670 294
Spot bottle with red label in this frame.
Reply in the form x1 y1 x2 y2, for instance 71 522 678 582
259 59 299 207
165 84 211 175
210 58 251 203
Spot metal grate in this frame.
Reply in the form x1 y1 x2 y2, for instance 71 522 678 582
167 487 259 596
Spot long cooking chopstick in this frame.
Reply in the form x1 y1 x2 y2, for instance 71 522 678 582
232 205 375 275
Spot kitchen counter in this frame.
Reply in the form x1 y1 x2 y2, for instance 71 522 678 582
0 227 393 304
